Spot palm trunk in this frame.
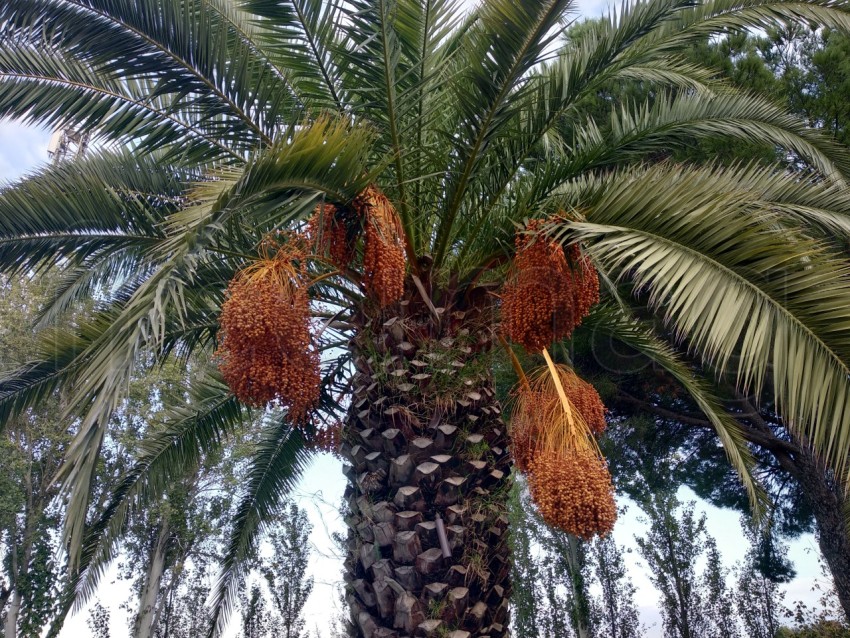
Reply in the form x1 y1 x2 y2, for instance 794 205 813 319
788 446 850 620
341 284 512 638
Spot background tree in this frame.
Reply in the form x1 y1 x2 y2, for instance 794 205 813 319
701 537 740 638
541 527 593 638
635 491 708 638
781 550 850 638
0 275 70 638
588 531 643 638
260 501 313 638
508 478 543 638
86 602 112 638
736 517 792 638
239 582 276 638
153 565 214 638
509 477 643 638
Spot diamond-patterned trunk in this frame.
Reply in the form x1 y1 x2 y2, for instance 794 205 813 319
341 285 512 638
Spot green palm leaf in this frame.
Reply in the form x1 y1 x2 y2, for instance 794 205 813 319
552 162 850 479
66 373 246 609
582 303 767 511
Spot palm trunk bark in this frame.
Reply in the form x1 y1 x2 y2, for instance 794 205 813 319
341 284 512 638
783 446 850 620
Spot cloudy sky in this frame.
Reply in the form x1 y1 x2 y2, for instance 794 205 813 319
0 0 831 634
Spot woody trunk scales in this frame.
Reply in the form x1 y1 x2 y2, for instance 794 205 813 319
340 283 512 638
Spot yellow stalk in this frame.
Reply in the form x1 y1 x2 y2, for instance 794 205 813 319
498 334 530 392
542 348 574 429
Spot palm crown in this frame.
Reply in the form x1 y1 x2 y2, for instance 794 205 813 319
3 0 850 634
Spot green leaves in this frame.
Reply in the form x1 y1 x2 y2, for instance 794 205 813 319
241 0 345 112
552 162 850 480
0 0 298 160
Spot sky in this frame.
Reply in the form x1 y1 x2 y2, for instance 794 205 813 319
0 0 833 634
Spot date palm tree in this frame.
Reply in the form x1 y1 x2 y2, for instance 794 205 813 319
3 0 850 636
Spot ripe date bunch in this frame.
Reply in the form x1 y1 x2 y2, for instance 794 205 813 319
528 448 617 540
510 364 614 538
309 202 358 269
355 185 406 308
502 219 599 352
217 246 320 420
310 186 407 309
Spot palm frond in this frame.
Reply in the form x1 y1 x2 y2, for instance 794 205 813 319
66 372 245 610
207 419 313 637
582 303 767 512
0 0 289 160
551 162 850 479
590 89 850 181
432 0 575 265
0 41 242 162
650 0 850 53
0 151 186 275
242 0 345 112
0 117 372 568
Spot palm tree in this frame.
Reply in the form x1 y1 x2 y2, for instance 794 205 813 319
3 0 850 636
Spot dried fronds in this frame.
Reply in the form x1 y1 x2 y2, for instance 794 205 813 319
216 237 320 419
528 448 617 539
510 362 598 469
502 219 599 352
355 185 406 307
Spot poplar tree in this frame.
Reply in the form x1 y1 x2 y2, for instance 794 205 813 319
589 534 643 638
635 492 708 638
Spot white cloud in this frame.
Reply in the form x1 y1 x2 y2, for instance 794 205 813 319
575 0 611 18
0 119 51 182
